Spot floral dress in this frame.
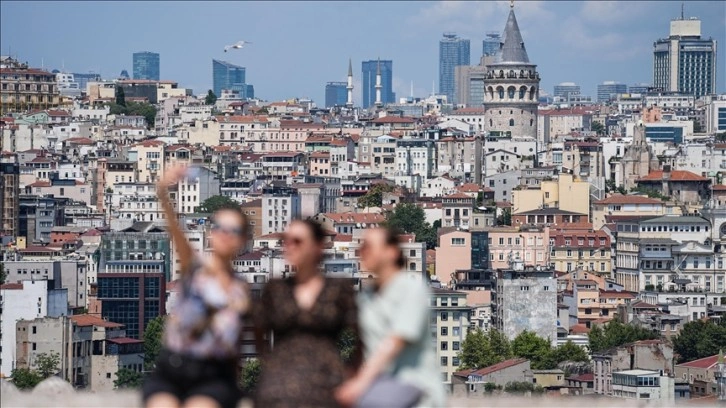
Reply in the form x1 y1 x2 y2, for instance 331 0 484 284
253 277 358 408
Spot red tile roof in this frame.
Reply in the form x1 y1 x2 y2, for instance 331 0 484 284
570 324 590 334
594 194 662 205
65 137 94 145
216 115 268 123
70 314 123 328
0 283 24 290
454 358 528 378
676 354 719 369
450 107 486 115
638 170 708 182
28 180 51 188
371 116 415 124
568 373 594 382
107 337 143 345
131 140 165 148
712 185 726 191
443 192 474 199
323 212 385 224
333 234 353 243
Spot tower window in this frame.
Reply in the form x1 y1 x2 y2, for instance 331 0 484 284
530 119 534 126
509 119 514 126
508 87 515 99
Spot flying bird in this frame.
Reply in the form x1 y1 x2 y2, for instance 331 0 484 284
224 41 252 52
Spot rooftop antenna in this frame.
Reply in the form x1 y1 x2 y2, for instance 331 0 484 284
681 2 684 19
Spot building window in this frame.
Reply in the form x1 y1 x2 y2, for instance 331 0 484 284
440 341 448 351
441 312 448 321
441 356 448 366
441 327 448 336
453 341 460 351
451 237 465 246
509 119 514 126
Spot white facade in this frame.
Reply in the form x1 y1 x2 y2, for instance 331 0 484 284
611 370 674 401
0 280 50 377
261 193 300 235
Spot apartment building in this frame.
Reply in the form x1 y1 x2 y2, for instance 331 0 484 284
487 225 550 270
592 340 673 396
494 265 557 345
441 193 475 229
431 289 471 384
1 152 19 238
0 280 67 377
592 194 680 230
261 185 301 235
511 174 590 216
550 230 612 275
0 58 61 114
128 139 165 183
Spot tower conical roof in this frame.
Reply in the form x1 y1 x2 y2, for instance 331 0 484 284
497 7 530 64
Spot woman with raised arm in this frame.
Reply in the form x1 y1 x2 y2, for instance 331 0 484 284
143 165 250 408
253 219 360 408
336 227 446 408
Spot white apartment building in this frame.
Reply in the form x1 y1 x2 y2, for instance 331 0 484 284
176 166 220 214
611 370 674 401
395 139 436 179
0 280 61 378
431 289 471 384
261 187 301 235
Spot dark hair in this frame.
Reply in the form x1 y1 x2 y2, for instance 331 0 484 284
382 227 406 269
294 218 327 244
213 204 249 237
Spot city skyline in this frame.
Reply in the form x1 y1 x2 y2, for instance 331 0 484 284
1 1 724 105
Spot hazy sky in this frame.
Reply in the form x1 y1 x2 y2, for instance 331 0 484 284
1 1 724 104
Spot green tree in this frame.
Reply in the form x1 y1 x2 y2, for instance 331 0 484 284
126 101 157 128
240 359 261 394
0 262 6 284
717 132 726 142
591 121 605 135
205 89 218 105
550 341 590 366
496 207 512 226
672 320 726 363
504 381 544 394
34 352 60 379
358 183 394 208
458 328 512 369
115 86 126 107
10 367 43 390
114 368 143 389
385 203 437 249
196 195 240 214
511 331 552 370
143 315 165 370
588 320 659 353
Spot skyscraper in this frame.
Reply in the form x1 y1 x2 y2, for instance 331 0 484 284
653 16 717 97
439 33 471 103
597 81 627 102
212 59 252 98
482 32 502 58
628 83 651 94
324 82 347 108
553 82 581 99
362 60 394 108
132 51 160 81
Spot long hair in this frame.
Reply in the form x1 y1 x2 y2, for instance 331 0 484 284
381 226 406 269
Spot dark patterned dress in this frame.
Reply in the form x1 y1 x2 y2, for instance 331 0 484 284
253 277 358 408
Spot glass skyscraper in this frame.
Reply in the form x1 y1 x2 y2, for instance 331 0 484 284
325 82 347 108
212 59 252 98
482 32 502 58
553 82 581 99
132 51 160 81
653 18 716 98
362 60 395 108
597 81 627 102
439 33 470 104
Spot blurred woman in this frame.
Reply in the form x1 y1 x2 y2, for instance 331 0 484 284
143 165 249 408
336 227 446 408
253 219 359 408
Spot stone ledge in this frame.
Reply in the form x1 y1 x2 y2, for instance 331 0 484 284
1 392 720 408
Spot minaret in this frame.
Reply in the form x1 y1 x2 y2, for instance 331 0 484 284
374 58 383 108
346 58 354 108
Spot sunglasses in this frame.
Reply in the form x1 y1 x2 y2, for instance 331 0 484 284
211 222 245 237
